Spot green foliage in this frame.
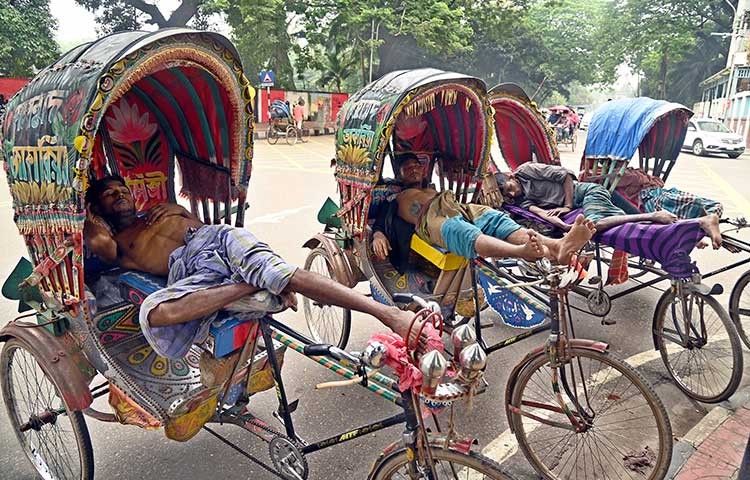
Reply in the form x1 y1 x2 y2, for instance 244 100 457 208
223 0 297 89
0 0 59 76
600 0 734 103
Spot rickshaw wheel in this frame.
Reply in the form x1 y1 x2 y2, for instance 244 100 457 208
1 337 94 480
299 126 310 142
285 125 298 145
303 247 352 349
729 269 750 349
267 125 279 145
654 289 743 403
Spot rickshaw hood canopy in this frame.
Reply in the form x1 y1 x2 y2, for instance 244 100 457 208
585 97 692 162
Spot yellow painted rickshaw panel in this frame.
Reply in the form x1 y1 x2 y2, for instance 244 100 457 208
410 235 467 271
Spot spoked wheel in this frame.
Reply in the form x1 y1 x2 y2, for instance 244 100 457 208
285 125 298 145
303 247 351 349
267 125 279 145
369 445 509 479
299 126 310 142
654 289 743 403
729 270 750 349
1 338 94 480
508 348 672 480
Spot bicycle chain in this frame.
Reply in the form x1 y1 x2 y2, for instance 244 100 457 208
204 419 306 480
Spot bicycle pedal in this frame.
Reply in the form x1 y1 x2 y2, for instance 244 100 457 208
275 399 299 420
601 317 616 326
587 276 602 285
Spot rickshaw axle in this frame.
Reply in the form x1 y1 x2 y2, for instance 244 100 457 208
20 409 59 432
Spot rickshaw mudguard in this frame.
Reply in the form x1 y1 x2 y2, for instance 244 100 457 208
0 323 94 411
504 339 608 432
369 434 477 475
303 234 359 288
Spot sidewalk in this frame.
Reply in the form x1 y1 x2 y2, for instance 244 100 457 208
668 387 750 479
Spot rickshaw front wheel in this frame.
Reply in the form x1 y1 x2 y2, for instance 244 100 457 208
285 125 298 145
1 337 94 480
302 247 352 349
267 125 279 145
729 269 750 349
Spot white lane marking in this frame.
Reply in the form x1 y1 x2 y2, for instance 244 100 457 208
245 205 315 225
482 348 662 462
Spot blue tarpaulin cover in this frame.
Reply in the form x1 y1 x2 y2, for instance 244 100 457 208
585 98 692 161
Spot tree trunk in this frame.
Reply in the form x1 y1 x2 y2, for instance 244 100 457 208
659 50 668 100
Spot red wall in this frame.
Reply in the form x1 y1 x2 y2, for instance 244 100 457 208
0 78 30 98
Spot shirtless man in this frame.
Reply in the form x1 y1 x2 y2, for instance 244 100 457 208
84 175 428 360
372 154 595 265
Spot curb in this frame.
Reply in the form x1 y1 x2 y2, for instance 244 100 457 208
667 387 750 479
253 127 335 140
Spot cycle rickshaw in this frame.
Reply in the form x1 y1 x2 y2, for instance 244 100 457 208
267 99 301 145
486 84 746 403
546 105 577 151
303 68 673 479
0 31 506 480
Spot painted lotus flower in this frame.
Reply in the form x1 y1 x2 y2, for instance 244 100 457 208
106 100 157 144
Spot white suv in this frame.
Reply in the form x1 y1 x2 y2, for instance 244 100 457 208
683 118 745 158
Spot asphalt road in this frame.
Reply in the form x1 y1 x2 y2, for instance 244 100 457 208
0 131 748 479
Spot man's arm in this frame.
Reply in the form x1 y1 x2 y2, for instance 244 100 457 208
146 203 201 225
84 214 118 264
528 205 569 230
372 199 393 261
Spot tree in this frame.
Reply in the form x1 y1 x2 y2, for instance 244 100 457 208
291 0 475 85
600 0 733 103
315 45 358 92
74 0 214 34
0 0 60 76
223 0 297 89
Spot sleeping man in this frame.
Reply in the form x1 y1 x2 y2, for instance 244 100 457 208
497 163 723 249
84 175 431 360
372 153 595 265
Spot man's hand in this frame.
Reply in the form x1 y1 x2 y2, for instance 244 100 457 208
545 207 571 217
281 291 298 311
372 231 392 260
146 203 191 225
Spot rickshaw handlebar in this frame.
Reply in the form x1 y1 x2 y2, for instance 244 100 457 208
303 344 361 366
392 293 441 313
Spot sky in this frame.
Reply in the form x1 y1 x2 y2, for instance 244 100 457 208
50 0 186 49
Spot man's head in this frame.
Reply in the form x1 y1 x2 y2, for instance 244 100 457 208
396 152 426 187
86 175 135 220
496 172 522 200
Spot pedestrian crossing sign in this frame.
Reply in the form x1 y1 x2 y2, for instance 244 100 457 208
259 70 275 87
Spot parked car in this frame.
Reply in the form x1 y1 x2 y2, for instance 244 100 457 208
683 118 745 158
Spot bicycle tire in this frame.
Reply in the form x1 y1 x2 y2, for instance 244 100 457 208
508 347 672 480
285 125 298 145
369 445 509 479
728 269 750 349
655 289 743 402
302 247 352 349
267 125 279 145
1 338 95 480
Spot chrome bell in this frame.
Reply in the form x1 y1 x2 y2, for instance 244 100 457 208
362 341 387 368
419 350 447 394
451 324 476 359
458 343 487 382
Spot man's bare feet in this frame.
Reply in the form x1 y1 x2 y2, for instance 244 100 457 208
651 210 678 225
699 213 723 249
546 215 596 264
518 230 548 260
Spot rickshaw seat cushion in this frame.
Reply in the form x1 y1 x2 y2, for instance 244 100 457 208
410 234 466 271
117 271 253 358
